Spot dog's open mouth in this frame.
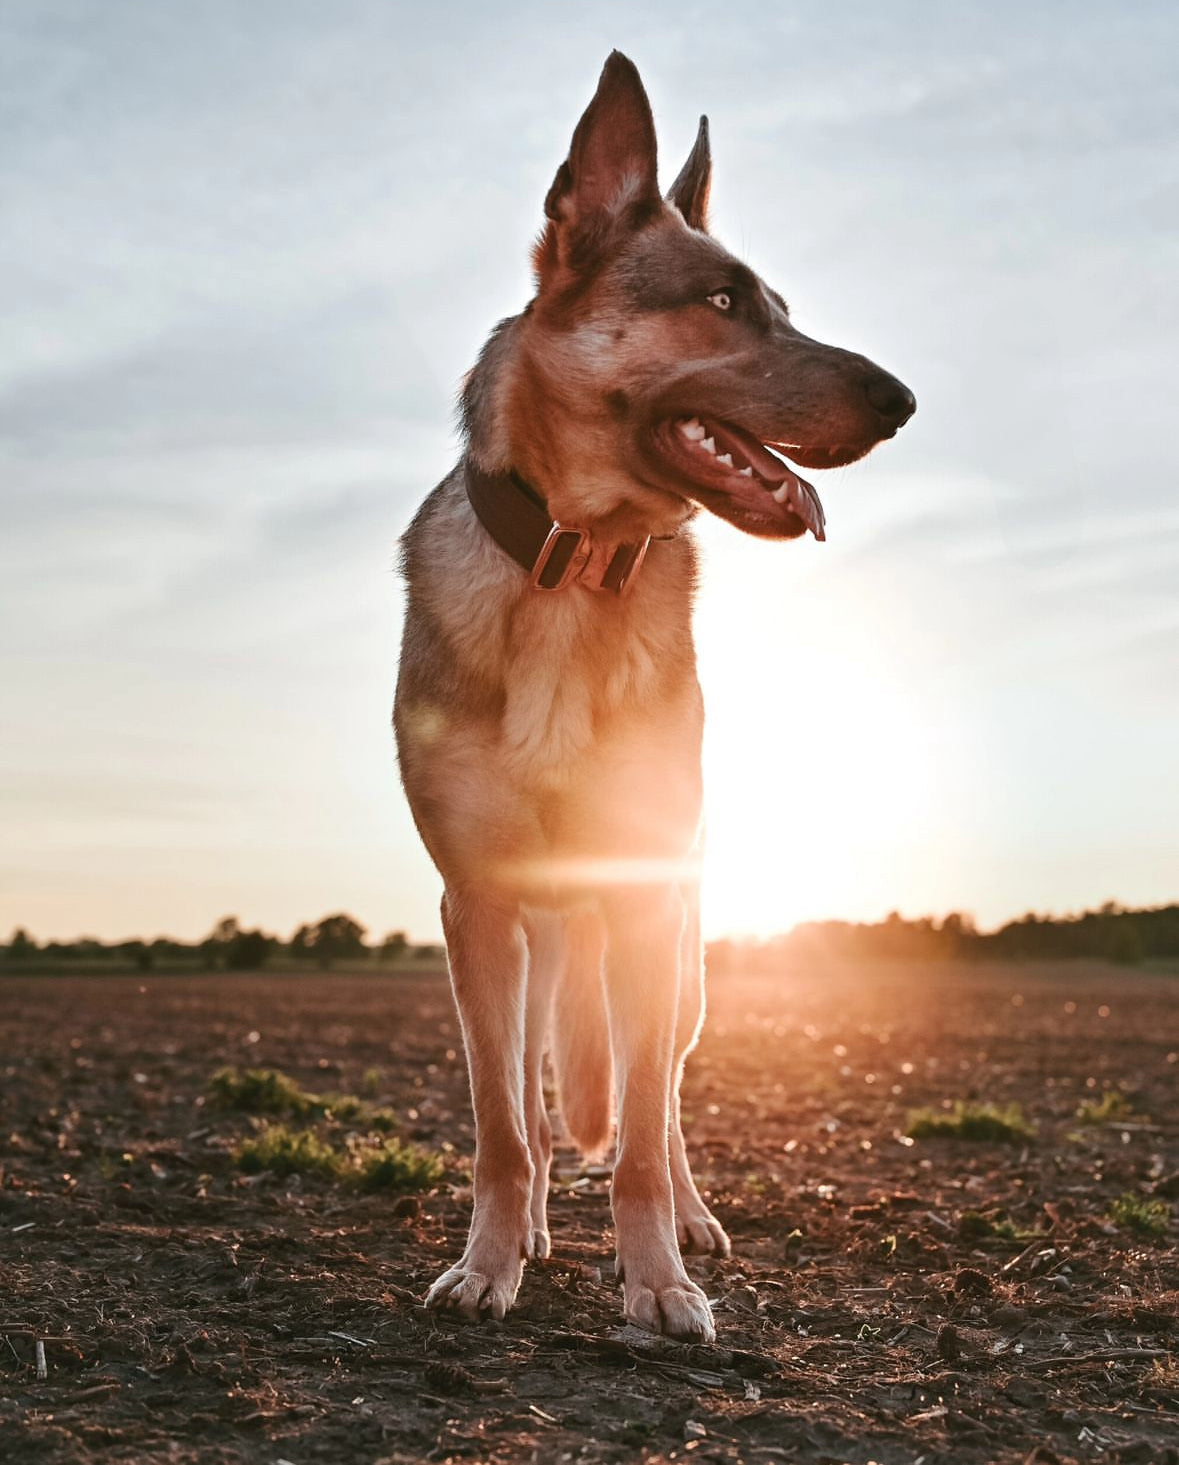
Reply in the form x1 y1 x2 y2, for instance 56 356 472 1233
653 416 826 542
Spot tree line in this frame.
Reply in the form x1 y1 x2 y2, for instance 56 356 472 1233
0 914 445 972
706 901 1179 972
4 901 1177 974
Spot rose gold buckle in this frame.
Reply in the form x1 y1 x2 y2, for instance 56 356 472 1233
530 523 590 590
600 536 651 594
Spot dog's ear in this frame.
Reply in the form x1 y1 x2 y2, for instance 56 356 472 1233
667 116 711 231
538 52 660 276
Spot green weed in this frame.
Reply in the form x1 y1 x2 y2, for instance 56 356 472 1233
1107 1192 1170 1238
209 1066 312 1115
1076 1090 1135 1124
906 1101 1034 1144
235 1123 343 1179
209 1066 398 1130
958 1209 1037 1241
353 1136 445 1193
233 1123 444 1192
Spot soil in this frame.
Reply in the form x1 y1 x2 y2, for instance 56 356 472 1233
1 959 1176 1464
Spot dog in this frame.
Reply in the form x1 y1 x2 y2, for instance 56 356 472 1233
394 52 914 1341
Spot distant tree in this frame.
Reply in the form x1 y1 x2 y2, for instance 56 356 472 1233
378 931 409 964
303 914 368 968
939 912 978 956
198 916 243 970
225 929 277 970
5 928 38 963
151 938 188 964
289 923 315 962
210 916 240 945
1103 918 1143 966
115 939 153 970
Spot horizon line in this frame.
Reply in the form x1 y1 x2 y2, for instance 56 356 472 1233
6 896 1175 952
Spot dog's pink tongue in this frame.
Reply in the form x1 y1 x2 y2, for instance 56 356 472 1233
772 467 827 542
708 421 827 541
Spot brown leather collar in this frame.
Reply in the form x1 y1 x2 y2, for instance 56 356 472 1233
464 460 650 594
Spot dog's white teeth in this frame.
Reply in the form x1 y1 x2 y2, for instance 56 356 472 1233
680 419 706 441
700 437 716 454
738 466 754 478
716 452 733 468
772 483 791 504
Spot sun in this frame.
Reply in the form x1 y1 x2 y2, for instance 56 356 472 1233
694 527 944 939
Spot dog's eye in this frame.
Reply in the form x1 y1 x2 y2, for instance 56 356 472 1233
707 290 733 311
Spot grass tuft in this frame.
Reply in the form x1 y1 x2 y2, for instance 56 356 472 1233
209 1066 398 1130
958 1209 1038 1241
1107 1192 1170 1238
232 1123 444 1192
1076 1089 1135 1124
235 1123 342 1179
209 1066 313 1115
353 1136 446 1193
316 1092 398 1131
906 1100 1034 1144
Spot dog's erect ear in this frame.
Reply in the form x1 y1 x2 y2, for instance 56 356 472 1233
540 52 660 271
667 115 711 231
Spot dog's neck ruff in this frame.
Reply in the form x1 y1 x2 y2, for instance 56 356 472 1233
465 461 651 594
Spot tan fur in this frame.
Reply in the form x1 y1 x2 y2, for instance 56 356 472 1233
549 908 612 1156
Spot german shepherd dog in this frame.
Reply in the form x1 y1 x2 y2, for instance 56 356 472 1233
395 52 914 1342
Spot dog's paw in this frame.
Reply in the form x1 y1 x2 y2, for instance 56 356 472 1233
424 1257 524 1322
676 1209 731 1258
623 1276 715 1342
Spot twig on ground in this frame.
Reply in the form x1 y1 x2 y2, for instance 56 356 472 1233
71 1382 123 1400
1023 1347 1168 1371
1001 1236 1051 1275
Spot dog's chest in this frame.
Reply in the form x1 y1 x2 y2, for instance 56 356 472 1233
499 592 666 784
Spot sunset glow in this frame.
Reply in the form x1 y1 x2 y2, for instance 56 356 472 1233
2 8 1176 945
696 514 954 937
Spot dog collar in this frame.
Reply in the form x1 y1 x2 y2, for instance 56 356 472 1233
464 461 651 594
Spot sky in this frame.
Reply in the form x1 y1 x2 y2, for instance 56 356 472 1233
1 0 1176 944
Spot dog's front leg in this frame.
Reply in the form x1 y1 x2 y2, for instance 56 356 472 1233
426 888 533 1321
603 884 715 1342
522 911 562 1260
670 883 731 1256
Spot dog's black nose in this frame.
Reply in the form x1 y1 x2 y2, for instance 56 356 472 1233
864 370 916 430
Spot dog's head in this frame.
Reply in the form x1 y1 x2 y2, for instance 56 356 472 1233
510 51 915 542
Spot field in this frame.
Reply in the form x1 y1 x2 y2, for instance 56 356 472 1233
1 959 1176 1464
